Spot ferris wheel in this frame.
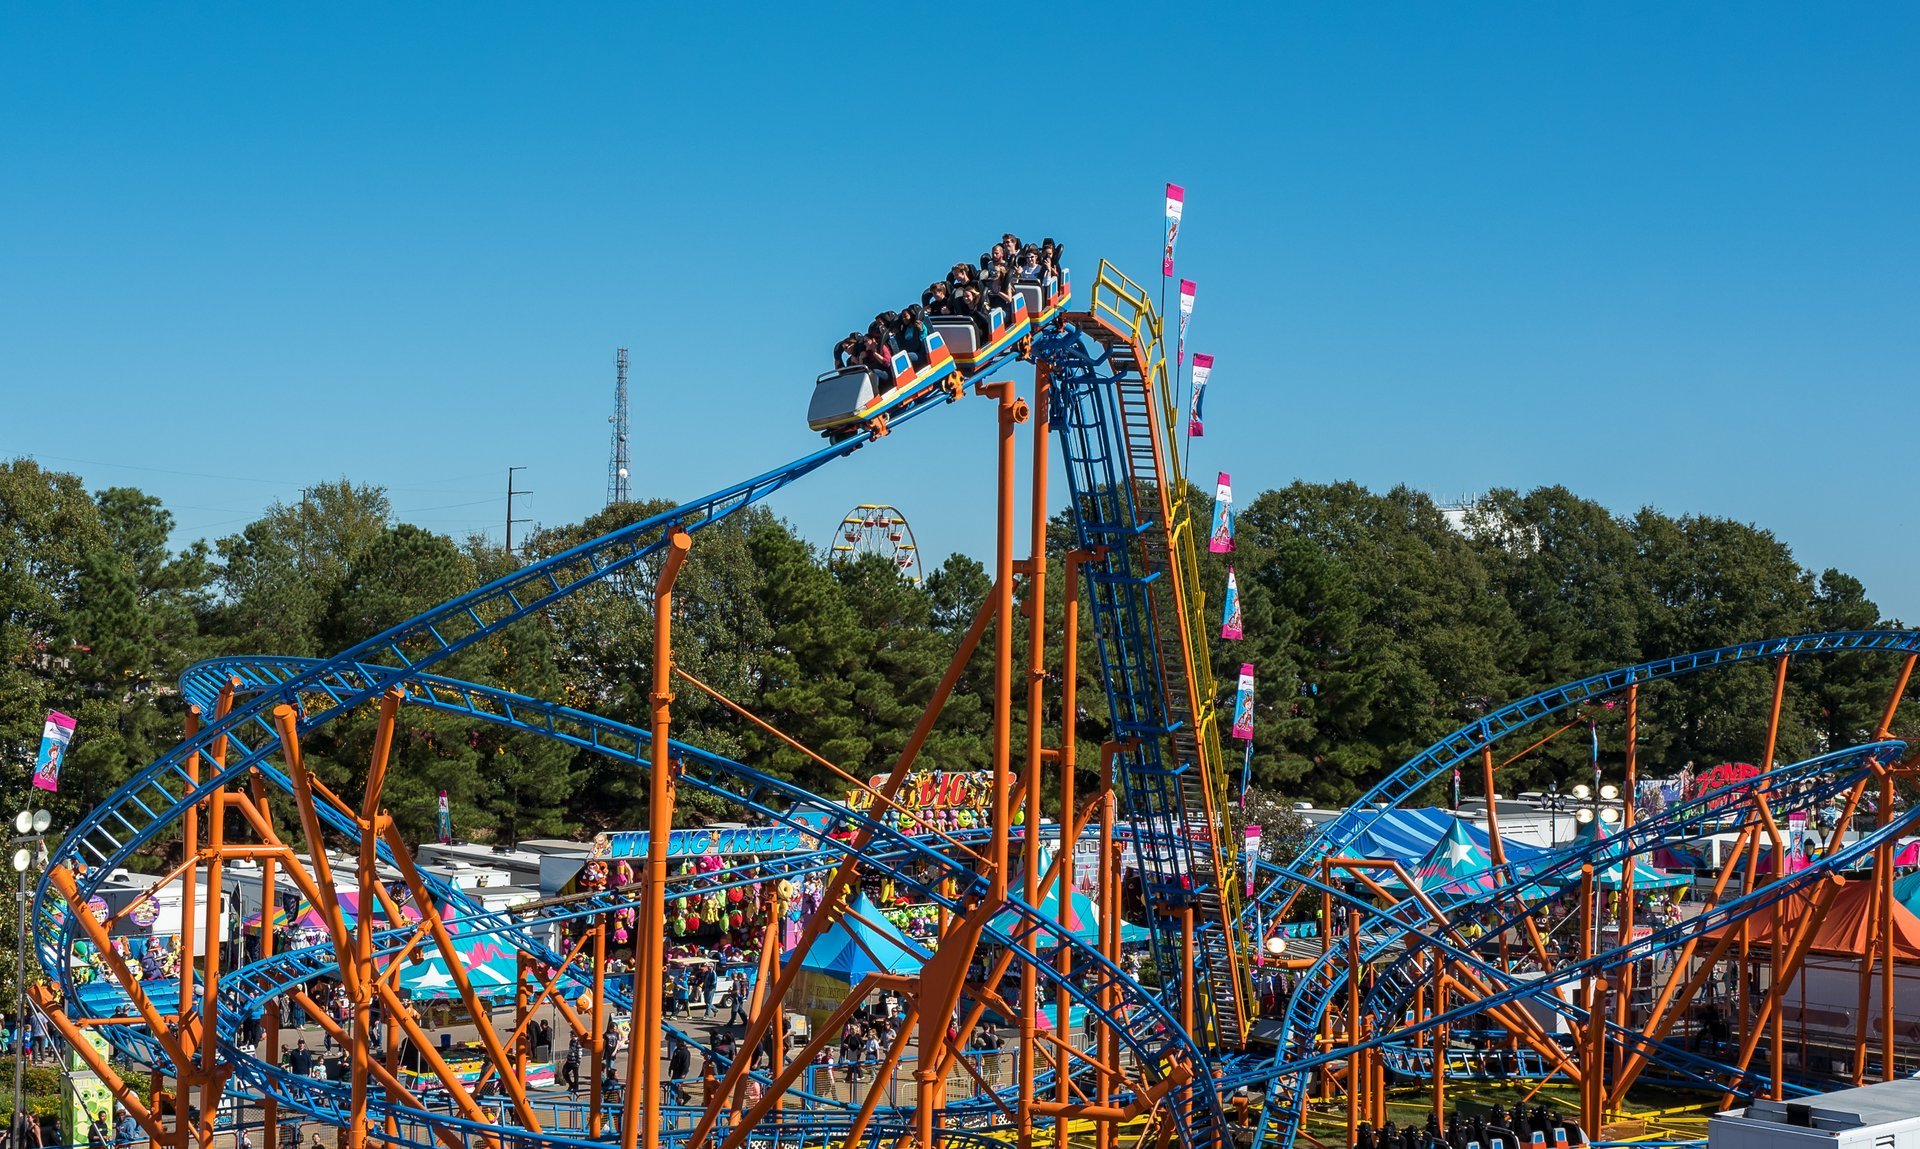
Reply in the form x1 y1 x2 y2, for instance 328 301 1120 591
829 503 923 585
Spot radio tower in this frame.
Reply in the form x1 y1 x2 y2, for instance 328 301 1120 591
606 348 631 506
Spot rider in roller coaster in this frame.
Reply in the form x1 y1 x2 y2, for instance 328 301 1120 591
835 234 1064 378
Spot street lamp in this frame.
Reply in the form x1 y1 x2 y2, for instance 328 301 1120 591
12 808 52 1140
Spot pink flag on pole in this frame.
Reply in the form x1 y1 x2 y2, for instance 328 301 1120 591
32 711 76 792
1162 184 1185 277
1208 472 1234 553
1188 353 1213 437
1220 566 1243 640
1177 279 1196 367
1231 664 1256 740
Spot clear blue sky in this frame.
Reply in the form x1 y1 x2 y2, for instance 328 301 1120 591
4 5 1917 621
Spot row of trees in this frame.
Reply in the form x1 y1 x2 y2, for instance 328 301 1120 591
3 457 1912 861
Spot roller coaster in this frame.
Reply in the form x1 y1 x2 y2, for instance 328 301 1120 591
27 256 1920 1149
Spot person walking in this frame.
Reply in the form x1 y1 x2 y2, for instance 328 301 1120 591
562 1040 581 1094
726 969 750 1026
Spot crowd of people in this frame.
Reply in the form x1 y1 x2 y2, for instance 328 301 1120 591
832 233 1064 378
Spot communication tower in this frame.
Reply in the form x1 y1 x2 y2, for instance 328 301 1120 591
606 348 631 506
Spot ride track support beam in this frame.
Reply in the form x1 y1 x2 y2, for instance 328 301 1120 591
1019 363 1050 1149
1713 874 1843 1109
684 575 1007 1149
630 527 692 1149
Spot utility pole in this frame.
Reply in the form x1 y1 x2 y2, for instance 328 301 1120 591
505 467 532 557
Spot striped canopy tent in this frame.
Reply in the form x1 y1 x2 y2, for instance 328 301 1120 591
389 925 520 1001
1410 819 1502 897
990 848 1150 948
289 889 428 931
1343 808 1550 873
240 905 290 930
1548 819 1690 891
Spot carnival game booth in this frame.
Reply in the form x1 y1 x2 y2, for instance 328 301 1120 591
788 892 930 1028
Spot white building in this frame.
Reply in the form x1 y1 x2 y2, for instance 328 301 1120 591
1709 1080 1920 1149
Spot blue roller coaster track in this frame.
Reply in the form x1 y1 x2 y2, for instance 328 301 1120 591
31 244 1920 1149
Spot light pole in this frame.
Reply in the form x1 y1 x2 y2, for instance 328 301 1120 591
12 807 52 1142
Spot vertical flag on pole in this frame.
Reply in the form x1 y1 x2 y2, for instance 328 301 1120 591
1220 566 1243 640
1162 183 1185 277
32 711 76 792
1209 472 1235 553
1231 664 1256 740
1240 740 1256 812
437 790 453 844
1244 820 1261 891
1177 279 1196 367
1188 353 1213 437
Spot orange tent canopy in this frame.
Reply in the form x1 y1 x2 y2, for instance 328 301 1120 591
1705 878 1920 962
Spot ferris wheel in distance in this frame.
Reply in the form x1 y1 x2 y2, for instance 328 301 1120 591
829 503 923 585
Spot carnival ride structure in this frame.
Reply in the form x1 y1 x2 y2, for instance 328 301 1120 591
27 256 1920 1149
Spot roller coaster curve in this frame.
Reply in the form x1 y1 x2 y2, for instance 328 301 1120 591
29 254 1920 1149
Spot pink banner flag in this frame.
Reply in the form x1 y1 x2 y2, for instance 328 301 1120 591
1162 183 1184 277
32 711 77 792
1188 353 1213 437
1177 279 1196 367
1208 471 1234 553
1220 566 1243 640
1231 664 1255 740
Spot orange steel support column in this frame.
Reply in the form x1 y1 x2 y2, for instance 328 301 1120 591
590 919 608 1136
1346 902 1362 1149
195 685 235 1148
628 528 692 1149
175 707 202 1149
249 770 281 1149
351 691 401 1149
1615 682 1638 1088
1019 364 1050 1149
1872 657 1911 1080
1055 546 1090 1114
1578 864 1601 1137
1761 656 1788 1099
1095 777 1117 1149
910 379 1024 1149
1432 957 1446 1128
1878 769 1894 1080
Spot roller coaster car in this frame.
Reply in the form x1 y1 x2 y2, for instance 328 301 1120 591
809 330 957 439
929 294 1030 372
1020 266 1072 328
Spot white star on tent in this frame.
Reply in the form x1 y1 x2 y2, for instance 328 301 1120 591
411 965 455 991
1447 839 1475 866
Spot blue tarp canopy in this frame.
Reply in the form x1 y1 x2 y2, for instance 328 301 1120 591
1894 870 1920 920
797 892 930 978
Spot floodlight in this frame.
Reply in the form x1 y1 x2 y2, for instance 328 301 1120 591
1600 808 1622 825
1600 785 1619 801
1576 808 1594 824
13 811 29 835
1265 936 1288 957
10 848 29 873
1572 785 1591 801
32 810 51 834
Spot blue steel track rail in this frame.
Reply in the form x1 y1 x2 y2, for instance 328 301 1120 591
32 318 1229 1149
1230 632 1920 1149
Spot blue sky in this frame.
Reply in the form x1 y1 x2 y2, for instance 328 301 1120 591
3 5 1917 621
